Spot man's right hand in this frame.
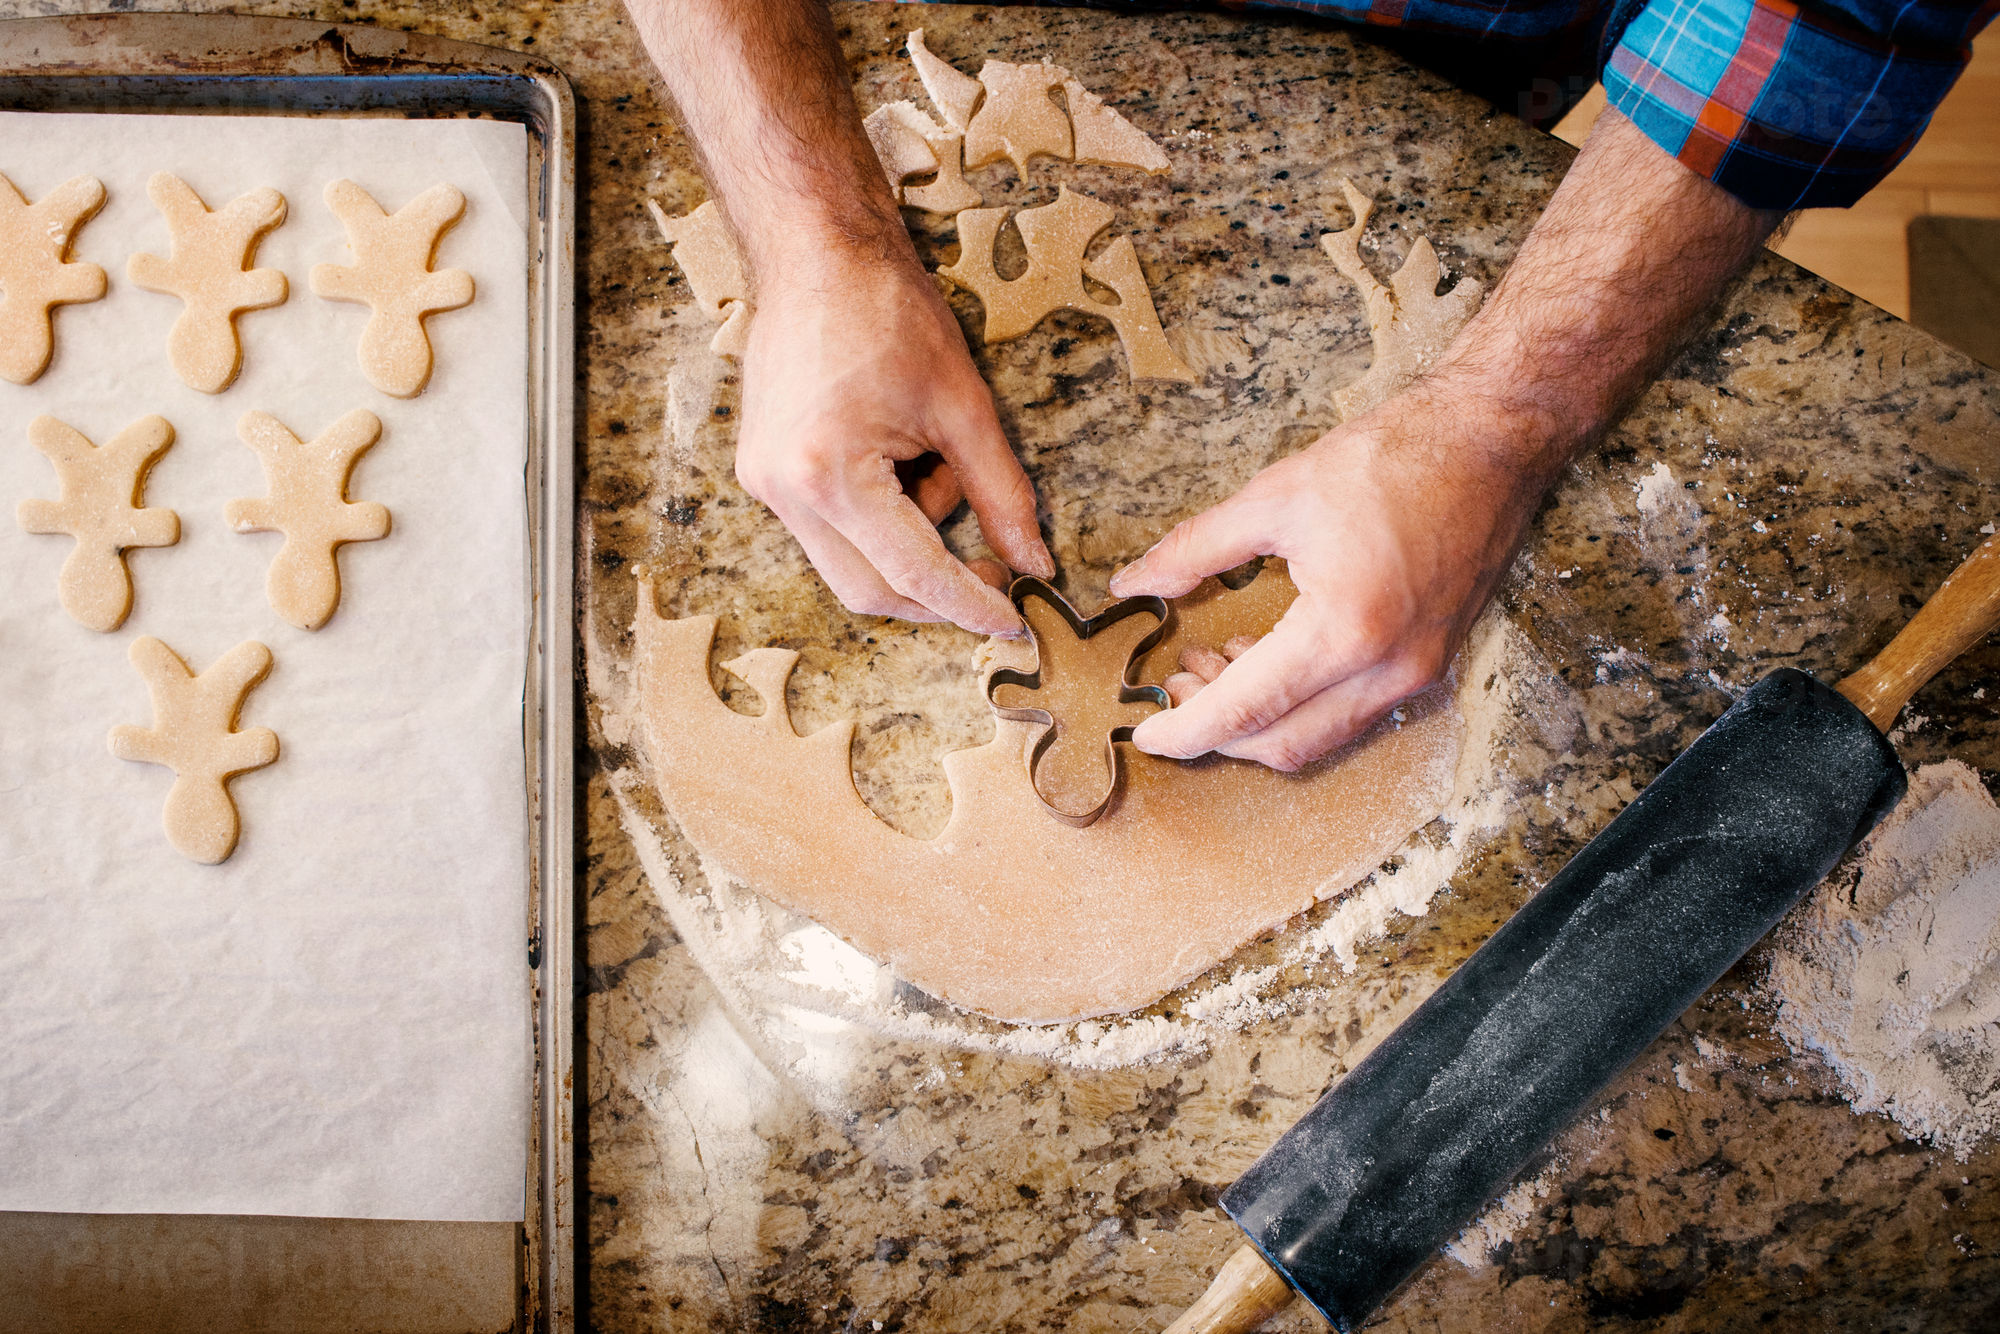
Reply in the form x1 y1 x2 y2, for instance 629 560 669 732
736 251 1053 637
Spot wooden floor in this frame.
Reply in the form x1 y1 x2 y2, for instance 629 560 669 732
1552 30 2000 322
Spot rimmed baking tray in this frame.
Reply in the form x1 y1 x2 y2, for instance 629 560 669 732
0 15 574 1334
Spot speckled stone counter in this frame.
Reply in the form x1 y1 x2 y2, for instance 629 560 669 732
13 1 1997 1329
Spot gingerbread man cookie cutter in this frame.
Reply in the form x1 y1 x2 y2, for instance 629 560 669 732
985 577 1171 827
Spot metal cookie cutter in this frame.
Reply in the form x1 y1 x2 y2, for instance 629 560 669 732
985 576 1172 827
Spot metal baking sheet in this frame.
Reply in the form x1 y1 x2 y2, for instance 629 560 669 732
0 15 574 1333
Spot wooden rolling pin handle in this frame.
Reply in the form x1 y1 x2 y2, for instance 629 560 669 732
1162 1245 1297 1334
1836 531 2000 734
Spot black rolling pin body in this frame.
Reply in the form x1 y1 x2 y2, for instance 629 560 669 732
1220 668 1906 1331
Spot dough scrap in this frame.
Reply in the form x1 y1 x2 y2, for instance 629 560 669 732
864 100 984 217
633 562 1465 1022
0 173 108 386
987 583 1166 824
964 59 1072 176
907 28 983 132
938 185 1194 383
1321 178 1484 420
310 180 474 398
647 198 752 359
903 31 1172 178
127 172 288 394
225 408 390 631
1063 78 1172 174
110 637 278 865
16 414 179 633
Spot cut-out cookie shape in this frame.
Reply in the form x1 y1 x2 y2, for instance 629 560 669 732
16 414 179 632
938 185 1195 383
646 198 752 359
864 101 984 217
127 172 288 394
110 637 278 865
0 173 108 385
986 578 1169 826
1322 178 1484 420
310 180 474 397
226 408 389 630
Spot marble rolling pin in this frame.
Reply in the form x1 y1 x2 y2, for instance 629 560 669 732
1167 530 2000 1334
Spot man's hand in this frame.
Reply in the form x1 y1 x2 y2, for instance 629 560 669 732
1110 376 1543 769
737 253 1053 634
627 0 1052 635
1114 109 1780 767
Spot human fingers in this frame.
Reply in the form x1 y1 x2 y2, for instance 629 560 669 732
1163 671 1207 706
1179 645 1229 683
1131 608 1361 759
1217 661 1427 772
934 385 1055 579
819 475 1025 635
966 556 1012 592
897 454 965 525
1108 489 1271 599
1222 635 1260 660
764 494 946 624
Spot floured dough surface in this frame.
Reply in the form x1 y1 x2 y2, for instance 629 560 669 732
16 414 179 632
0 173 108 386
940 186 1193 383
127 172 288 394
226 408 390 631
108 637 279 865
634 564 1463 1022
310 180 474 397
1322 177 1484 420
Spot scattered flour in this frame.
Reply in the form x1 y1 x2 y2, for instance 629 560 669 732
1770 760 2000 1160
1632 460 1680 518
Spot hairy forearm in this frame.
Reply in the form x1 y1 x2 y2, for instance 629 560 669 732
1439 107 1781 488
624 0 910 285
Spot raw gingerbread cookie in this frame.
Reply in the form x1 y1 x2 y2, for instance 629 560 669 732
310 180 474 397
16 414 180 632
109 637 278 865
1321 178 1484 420
939 185 1193 383
225 408 390 630
646 198 752 358
127 172 288 394
0 172 108 386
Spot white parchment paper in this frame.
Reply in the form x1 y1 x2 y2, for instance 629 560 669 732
0 112 530 1222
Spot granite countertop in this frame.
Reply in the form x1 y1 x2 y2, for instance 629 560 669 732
12 1 1998 1329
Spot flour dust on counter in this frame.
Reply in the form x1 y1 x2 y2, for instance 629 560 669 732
1772 759 2000 1160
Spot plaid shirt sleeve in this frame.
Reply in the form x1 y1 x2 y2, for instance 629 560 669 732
1603 0 1998 210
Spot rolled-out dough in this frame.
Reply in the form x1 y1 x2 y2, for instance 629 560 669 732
634 561 1463 1022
